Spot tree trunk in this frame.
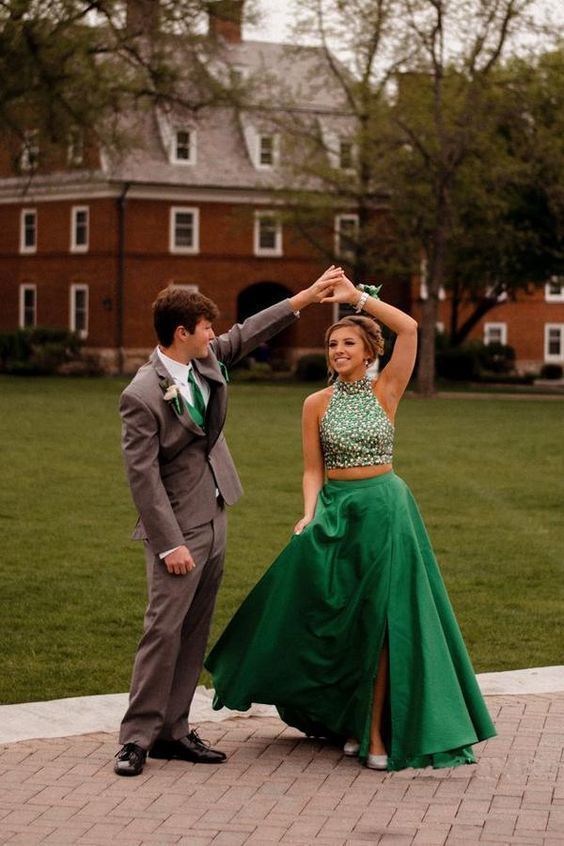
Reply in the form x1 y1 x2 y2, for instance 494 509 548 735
451 285 506 346
417 295 439 395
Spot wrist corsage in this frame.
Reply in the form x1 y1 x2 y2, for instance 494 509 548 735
355 283 382 313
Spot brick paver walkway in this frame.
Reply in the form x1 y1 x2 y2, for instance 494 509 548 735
1 694 563 846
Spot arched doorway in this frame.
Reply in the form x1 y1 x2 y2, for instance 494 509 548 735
237 281 297 363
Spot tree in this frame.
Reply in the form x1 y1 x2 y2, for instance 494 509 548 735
445 47 564 344
266 0 561 394
0 0 254 166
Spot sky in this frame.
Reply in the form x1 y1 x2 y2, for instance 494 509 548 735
243 0 562 46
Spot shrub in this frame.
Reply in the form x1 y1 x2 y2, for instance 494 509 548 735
295 353 327 382
0 327 82 375
230 361 273 382
478 342 516 374
539 363 563 380
436 343 481 381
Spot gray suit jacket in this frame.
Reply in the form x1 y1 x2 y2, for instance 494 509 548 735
120 299 297 555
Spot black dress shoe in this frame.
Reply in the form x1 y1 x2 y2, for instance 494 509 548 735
149 730 226 764
114 742 147 776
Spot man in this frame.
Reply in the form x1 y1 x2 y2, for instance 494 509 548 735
115 267 341 776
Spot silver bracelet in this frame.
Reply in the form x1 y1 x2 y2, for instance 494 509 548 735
354 291 369 313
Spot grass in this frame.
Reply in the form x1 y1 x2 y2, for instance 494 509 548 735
0 375 562 704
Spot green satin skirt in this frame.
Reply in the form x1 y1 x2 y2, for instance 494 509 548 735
205 471 496 770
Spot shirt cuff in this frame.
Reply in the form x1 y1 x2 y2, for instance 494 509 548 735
159 546 182 560
293 310 300 318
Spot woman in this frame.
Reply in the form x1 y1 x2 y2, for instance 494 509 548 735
205 273 496 771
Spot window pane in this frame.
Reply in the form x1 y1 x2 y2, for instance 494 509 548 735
175 212 194 247
259 136 274 165
23 288 35 327
75 210 88 246
24 213 36 248
339 141 353 169
338 217 357 255
548 278 564 296
74 289 87 332
259 217 277 249
176 131 191 160
548 329 562 356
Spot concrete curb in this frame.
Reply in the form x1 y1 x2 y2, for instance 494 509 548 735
1 666 563 746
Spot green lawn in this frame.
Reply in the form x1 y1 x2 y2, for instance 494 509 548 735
0 376 562 704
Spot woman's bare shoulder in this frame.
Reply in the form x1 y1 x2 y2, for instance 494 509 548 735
303 386 333 415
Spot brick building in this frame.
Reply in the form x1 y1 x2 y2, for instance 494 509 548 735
0 1 562 375
0 1 400 373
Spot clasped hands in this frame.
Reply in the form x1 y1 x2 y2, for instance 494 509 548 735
306 266 361 307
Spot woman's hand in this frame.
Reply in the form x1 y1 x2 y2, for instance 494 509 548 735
320 272 360 306
293 516 312 535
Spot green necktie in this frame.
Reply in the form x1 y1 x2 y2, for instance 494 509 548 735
187 368 206 427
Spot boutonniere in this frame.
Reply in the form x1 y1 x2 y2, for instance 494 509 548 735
218 361 230 383
159 379 183 415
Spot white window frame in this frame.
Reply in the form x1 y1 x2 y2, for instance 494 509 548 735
334 213 359 259
254 211 282 256
19 284 37 329
256 133 278 169
70 284 89 339
20 129 39 172
544 324 564 362
170 207 200 254
20 209 37 254
171 129 197 165
70 206 89 253
545 277 564 303
484 322 507 346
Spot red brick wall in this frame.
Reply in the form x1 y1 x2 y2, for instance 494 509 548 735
412 286 564 369
0 196 347 359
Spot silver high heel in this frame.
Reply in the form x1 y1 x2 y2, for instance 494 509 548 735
366 753 388 770
343 739 360 756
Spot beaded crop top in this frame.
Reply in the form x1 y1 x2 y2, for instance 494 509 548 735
319 375 394 469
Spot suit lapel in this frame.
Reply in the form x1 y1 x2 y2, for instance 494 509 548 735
151 349 204 437
193 355 227 449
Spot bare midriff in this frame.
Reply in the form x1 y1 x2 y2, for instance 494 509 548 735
327 463 393 481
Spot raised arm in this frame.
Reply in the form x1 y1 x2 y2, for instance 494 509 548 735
294 392 326 535
210 266 344 367
322 274 418 413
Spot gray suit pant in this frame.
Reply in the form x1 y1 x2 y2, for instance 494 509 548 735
119 503 227 749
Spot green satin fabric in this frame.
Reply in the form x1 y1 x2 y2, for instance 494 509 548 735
205 472 496 770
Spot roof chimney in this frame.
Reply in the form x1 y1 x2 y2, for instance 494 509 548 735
208 0 244 44
126 0 160 39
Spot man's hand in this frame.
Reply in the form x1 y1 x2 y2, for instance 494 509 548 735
164 545 196 575
289 266 345 311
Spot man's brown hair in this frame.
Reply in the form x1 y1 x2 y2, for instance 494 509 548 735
152 287 219 346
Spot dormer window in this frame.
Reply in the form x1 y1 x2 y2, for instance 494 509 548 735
339 140 354 170
20 130 39 172
335 214 359 260
257 134 278 169
67 128 84 166
172 129 196 165
545 276 564 302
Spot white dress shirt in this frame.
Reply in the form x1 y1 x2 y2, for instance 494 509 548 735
157 347 211 560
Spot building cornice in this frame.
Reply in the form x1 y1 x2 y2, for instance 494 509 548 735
0 178 389 209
